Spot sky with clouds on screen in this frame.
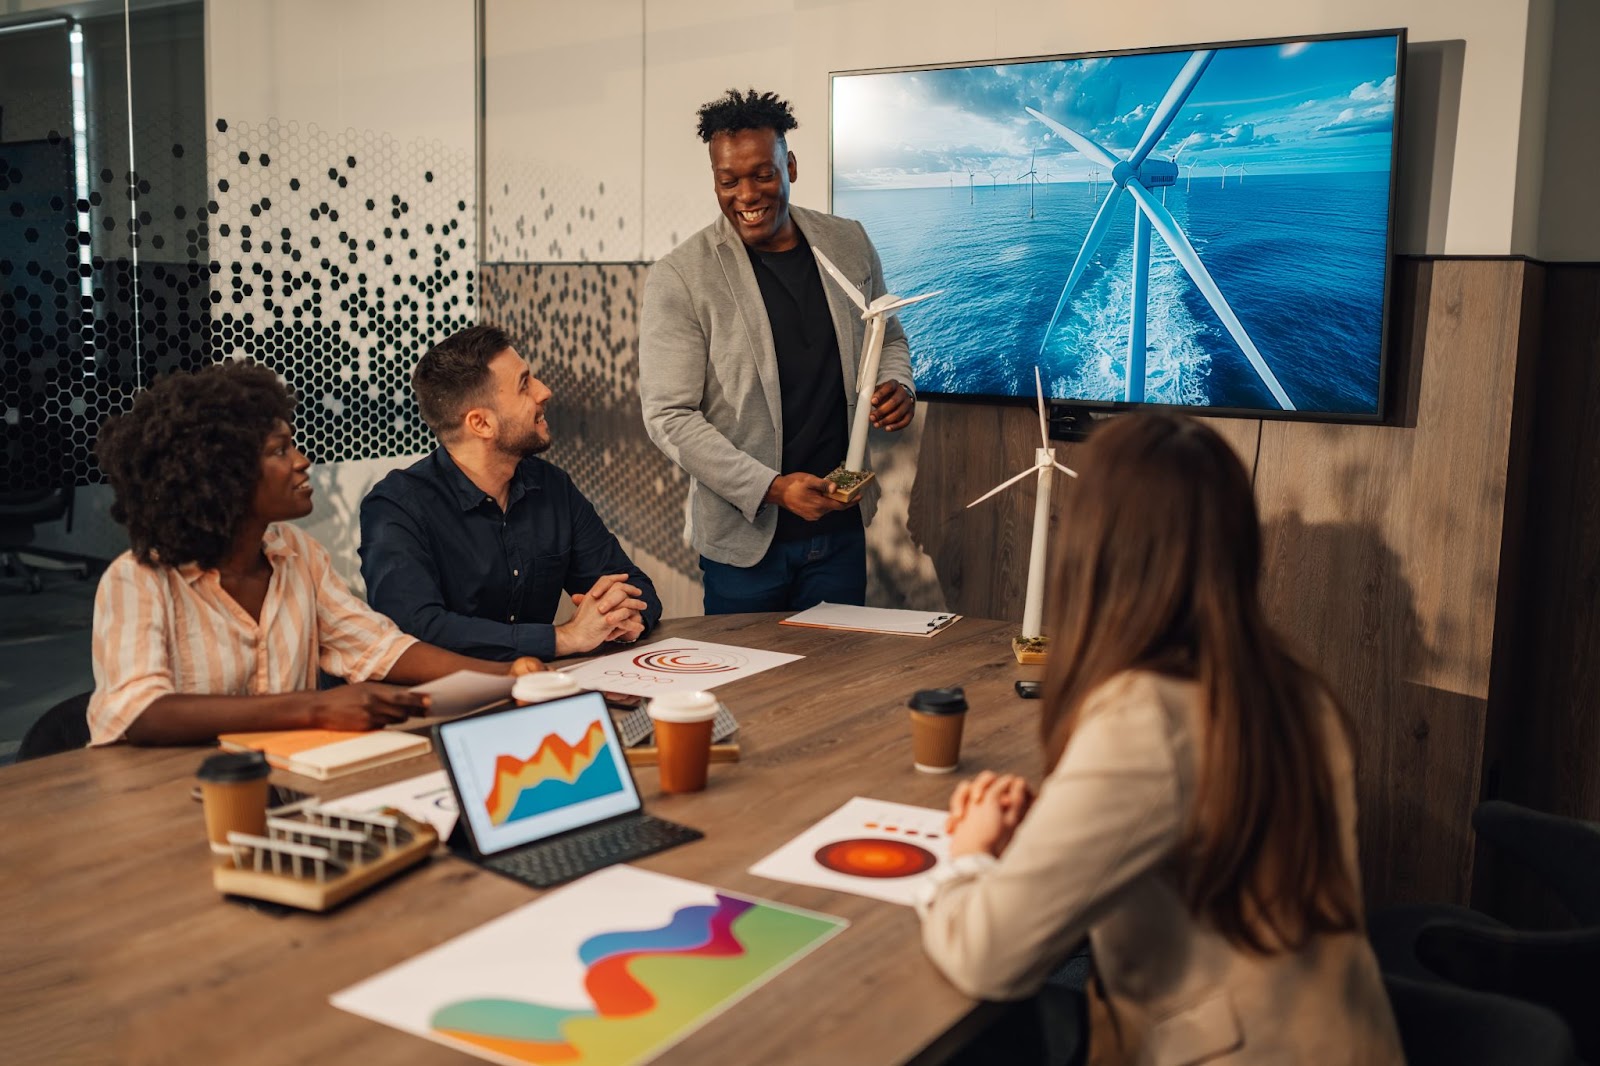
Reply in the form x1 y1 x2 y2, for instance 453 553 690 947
832 35 1400 190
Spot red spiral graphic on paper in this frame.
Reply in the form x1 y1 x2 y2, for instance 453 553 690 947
631 647 747 674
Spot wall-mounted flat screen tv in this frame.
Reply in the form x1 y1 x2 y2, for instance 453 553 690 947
830 29 1404 420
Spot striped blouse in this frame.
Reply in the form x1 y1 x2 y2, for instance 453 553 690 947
88 522 418 745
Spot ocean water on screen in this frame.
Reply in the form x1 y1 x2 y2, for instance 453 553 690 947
835 170 1389 415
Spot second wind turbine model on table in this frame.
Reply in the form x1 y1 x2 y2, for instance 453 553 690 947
811 247 941 502
967 368 1077 665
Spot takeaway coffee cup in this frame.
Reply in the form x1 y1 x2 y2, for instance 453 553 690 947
513 671 582 705
908 687 969 774
196 751 272 854
647 691 719 793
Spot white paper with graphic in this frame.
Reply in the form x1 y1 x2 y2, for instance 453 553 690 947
322 769 458 839
749 797 951 906
560 638 802 697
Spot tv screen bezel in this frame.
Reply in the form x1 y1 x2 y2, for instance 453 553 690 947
827 26 1408 426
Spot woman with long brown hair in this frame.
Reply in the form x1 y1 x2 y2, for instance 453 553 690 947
918 412 1401 1064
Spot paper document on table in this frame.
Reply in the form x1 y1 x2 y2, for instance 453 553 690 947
321 770 458 840
780 602 960 636
560 638 803 697
749 797 952 906
408 670 514 716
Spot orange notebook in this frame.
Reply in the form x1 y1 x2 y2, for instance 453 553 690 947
217 729 431 781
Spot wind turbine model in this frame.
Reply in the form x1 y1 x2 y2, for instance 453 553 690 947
1025 49 1295 410
1017 150 1041 219
966 367 1077 664
811 247 943 502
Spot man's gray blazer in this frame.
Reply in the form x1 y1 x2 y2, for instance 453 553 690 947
639 204 915 568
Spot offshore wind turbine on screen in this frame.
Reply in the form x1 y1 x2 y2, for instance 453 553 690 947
1017 150 1041 218
1024 49 1295 410
966 367 1077 647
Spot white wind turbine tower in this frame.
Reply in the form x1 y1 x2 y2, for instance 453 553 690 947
1236 164 1249 183
1165 133 1196 205
1017 150 1041 218
812 247 943 499
966 367 1077 661
1219 162 1237 188
1182 162 1199 192
1025 48 1295 409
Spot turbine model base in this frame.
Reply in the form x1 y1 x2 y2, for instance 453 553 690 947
1013 636 1049 665
824 467 875 504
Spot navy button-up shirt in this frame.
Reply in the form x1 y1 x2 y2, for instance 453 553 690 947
359 448 662 661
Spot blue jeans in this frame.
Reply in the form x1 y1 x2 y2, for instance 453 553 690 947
700 527 866 615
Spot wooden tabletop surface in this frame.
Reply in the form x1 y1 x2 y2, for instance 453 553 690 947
2 613 1046 1066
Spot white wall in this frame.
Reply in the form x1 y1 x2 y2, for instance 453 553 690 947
627 0 1543 259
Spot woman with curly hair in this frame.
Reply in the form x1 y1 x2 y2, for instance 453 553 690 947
918 412 1401 1064
87 360 541 747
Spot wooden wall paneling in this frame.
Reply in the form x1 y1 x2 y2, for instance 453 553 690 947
1253 258 1531 905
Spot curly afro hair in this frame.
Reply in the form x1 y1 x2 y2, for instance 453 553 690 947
96 361 296 570
695 88 798 143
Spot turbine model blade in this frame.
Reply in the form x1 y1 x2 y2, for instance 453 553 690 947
867 290 943 316
1130 50 1215 165
1124 179 1295 410
1034 366 1049 449
966 465 1037 509
1053 461 1079 478
812 247 867 312
1024 107 1119 171
1037 183 1125 357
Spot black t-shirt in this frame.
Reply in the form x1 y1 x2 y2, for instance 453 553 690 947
746 230 861 541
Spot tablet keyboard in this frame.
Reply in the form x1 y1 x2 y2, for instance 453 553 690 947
483 814 703 888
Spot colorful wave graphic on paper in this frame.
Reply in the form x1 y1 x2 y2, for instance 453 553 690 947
429 894 842 1065
485 721 623 826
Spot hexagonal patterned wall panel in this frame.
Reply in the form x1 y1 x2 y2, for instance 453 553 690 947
1 115 475 494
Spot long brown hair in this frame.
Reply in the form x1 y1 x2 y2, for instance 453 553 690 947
1039 412 1358 953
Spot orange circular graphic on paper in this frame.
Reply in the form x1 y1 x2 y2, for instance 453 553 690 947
814 838 938 879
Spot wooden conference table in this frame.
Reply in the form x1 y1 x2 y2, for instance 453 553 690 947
3 613 1046 1066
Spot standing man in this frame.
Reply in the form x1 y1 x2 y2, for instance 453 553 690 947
639 88 916 614
361 324 661 660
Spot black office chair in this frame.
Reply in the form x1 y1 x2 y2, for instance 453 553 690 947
1 421 95 593
1384 973 1578 1066
1472 800 1600 924
1415 920 1600 1063
1369 801 1600 979
16 691 92 760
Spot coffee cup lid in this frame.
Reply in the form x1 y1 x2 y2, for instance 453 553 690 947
513 671 582 702
197 750 270 783
909 687 968 714
647 691 719 723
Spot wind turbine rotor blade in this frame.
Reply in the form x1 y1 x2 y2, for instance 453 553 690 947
812 247 868 312
1130 50 1215 165
1054 462 1078 478
965 465 1038 509
1124 180 1295 410
1034 366 1049 449
1037 183 1125 358
873 290 943 315
1024 107 1119 171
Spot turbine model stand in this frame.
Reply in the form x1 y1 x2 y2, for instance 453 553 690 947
966 367 1077 664
812 247 942 503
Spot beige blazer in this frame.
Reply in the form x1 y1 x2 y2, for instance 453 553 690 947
638 205 914 567
918 672 1403 1066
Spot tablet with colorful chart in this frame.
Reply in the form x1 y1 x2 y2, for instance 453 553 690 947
331 865 847 1066
748 797 951 906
